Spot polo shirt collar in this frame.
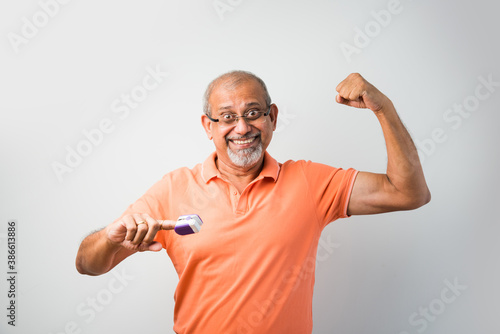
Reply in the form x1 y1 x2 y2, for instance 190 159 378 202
201 151 280 184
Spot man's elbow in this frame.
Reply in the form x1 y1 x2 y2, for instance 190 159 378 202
75 257 103 276
403 188 431 210
75 259 91 276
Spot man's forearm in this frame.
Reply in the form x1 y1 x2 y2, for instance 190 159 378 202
376 103 431 207
75 228 135 276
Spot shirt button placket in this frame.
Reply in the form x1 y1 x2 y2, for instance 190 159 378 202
229 187 239 212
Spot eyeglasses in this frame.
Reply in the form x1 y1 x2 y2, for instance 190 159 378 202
206 106 271 126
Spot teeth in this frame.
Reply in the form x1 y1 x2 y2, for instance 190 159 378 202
233 137 255 145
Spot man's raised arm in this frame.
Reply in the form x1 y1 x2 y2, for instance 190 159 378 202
335 73 431 215
75 214 175 276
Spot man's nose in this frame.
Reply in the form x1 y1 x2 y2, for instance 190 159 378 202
233 117 252 134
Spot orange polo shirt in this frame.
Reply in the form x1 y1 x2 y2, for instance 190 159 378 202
118 151 358 333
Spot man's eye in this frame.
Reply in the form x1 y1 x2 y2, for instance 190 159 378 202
222 114 235 120
246 110 259 117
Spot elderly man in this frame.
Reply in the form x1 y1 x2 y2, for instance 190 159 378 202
76 71 430 333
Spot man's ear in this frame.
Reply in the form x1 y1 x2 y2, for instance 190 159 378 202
201 114 213 140
269 104 279 131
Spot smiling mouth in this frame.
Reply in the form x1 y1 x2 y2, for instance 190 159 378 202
227 134 260 147
232 137 256 145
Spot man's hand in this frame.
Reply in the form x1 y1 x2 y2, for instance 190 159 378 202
76 214 176 275
335 73 392 112
106 213 175 252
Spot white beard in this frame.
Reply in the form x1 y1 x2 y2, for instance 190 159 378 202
227 142 263 167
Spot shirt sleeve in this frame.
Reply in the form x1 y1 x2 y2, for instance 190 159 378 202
300 161 358 228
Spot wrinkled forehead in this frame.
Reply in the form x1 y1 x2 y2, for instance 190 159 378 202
209 78 267 112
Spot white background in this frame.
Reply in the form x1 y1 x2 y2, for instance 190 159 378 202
1 0 499 333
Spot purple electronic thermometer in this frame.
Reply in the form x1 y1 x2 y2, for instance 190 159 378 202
174 214 203 235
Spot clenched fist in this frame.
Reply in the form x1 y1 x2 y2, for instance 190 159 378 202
335 73 392 113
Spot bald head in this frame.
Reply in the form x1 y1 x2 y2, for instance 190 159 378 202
203 70 272 116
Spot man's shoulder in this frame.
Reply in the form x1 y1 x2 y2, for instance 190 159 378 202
277 158 355 183
280 158 340 171
160 163 203 182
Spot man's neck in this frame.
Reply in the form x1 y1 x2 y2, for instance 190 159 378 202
215 156 264 193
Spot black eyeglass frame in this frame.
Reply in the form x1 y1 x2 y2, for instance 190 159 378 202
205 105 271 124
